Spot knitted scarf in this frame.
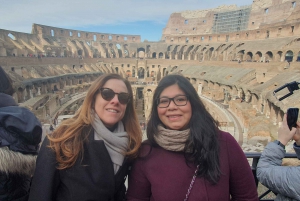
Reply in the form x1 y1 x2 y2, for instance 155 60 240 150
154 124 190 152
91 113 129 174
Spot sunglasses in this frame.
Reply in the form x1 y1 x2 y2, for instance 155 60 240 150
99 88 130 104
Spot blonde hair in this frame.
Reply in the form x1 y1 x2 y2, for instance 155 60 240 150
48 73 142 169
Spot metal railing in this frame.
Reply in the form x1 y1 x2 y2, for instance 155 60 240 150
245 152 297 200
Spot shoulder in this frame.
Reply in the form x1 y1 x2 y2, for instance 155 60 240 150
218 130 238 144
136 140 171 160
40 136 54 153
0 147 36 176
138 140 157 157
261 142 285 158
217 130 244 157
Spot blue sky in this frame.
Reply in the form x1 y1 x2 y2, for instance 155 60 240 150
0 0 253 42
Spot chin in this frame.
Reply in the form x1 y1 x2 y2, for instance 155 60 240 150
168 126 184 130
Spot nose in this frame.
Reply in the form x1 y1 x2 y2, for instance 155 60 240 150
110 94 119 104
167 99 177 109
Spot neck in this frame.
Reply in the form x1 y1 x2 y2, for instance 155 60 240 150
107 123 118 132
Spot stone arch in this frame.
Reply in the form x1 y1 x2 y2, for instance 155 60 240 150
254 51 262 62
109 43 116 58
178 45 186 60
101 43 109 58
93 49 100 58
285 50 294 62
227 52 234 61
138 67 145 79
137 47 145 58
123 44 130 58
150 71 155 77
146 45 151 57
276 51 283 62
116 44 122 58
126 70 131 77
252 93 259 106
8 33 16 40
166 46 172 59
163 68 167 76
158 52 164 59
172 45 180 60
237 50 245 61
198 47 206 61
184 45 194 60
156 70 162 81
190 45 201 60
265 51 273 61
152 52 157 58
79 41 90 58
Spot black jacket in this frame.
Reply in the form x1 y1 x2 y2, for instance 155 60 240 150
29 125 131 201
0 93 42 201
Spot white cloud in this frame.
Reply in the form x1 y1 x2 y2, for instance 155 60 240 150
0 0 253 33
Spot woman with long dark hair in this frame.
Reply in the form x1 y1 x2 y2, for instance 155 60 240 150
126 74 258 200
29 73 142 201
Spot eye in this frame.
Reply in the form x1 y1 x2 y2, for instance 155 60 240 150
175 96 187 102
159 98 169 104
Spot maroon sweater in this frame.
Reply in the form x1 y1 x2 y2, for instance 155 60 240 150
126 131 258 201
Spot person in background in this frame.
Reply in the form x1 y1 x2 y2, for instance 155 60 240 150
257 114 300 200
126 74 258 201
29 73 142 201
0 66 42 201
49 124 54 132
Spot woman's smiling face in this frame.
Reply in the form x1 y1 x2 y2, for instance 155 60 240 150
94 79 128 128
157 84 192 130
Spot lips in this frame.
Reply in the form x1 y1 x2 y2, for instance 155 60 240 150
167 114 182 120
106 108 119 113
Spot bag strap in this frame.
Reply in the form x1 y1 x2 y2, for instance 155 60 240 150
184 165 199 201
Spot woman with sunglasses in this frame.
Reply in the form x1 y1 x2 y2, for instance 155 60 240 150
126 74 258 200
29 73 142 201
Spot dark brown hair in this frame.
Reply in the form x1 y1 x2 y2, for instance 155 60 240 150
147 74 221 184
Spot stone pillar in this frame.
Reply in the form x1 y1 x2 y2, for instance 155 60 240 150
224 90 229 104
16 89 23 103
41 84 47 94
245 92 251 103
0 47 7 56
37 87 41 96
197 83 203 95
29 89 33 99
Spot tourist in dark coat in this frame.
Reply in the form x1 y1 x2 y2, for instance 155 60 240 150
126 74 258 201
29 73 142 201
0 66 42 201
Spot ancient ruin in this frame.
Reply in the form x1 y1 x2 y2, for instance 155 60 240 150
0 0 300 151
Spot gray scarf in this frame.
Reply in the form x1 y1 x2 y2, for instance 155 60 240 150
91 113 129 174
154 124 190 152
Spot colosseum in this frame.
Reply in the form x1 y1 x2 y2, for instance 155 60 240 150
0 0 299 152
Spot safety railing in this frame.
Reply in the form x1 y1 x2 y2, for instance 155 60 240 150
245 152 297 200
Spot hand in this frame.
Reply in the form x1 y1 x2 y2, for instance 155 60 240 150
292 122 300 146
277 114 297 145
